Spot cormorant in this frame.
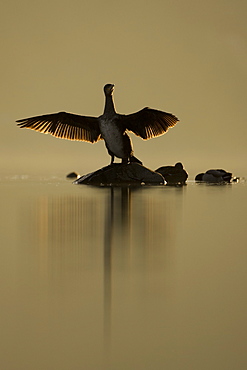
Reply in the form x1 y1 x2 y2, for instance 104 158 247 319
16 84 179 164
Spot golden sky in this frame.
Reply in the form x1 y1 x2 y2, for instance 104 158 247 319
1 0 246 177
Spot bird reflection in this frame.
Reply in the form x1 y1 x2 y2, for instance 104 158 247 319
103 187 131 352
29 185 181 360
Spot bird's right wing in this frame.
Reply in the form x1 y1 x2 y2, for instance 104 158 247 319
16 111 102 143
120 107 179 140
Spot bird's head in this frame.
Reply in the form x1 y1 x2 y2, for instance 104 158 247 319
175 162 183 169
104 84 115 96
195 173 204 181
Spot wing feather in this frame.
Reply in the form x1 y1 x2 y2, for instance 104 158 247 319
16 111 101 143
120 107 179 140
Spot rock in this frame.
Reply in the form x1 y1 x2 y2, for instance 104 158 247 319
73 163 165 185
66 171 79 179
195 169 232 183
155 162 188 185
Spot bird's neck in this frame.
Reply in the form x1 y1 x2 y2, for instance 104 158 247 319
104 94 116 116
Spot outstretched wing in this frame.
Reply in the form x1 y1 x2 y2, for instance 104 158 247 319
16 111 102 143
120 107 179 140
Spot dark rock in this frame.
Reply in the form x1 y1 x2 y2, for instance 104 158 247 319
195 169 232 183
66 171 79 179
74 163 164 186
155 162 188 185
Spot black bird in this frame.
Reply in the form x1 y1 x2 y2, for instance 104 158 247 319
16 84 179 164
195 169 232 183
155 162 188 185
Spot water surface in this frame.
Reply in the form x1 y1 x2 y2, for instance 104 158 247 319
0 176 247 370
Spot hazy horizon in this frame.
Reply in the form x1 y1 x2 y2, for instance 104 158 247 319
1 0 246 178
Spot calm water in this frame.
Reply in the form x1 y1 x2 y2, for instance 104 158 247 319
0 176 247 370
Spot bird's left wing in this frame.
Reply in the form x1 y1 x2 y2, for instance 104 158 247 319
16 111 102 143
120 107 179 140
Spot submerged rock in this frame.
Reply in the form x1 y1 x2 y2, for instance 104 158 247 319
74 163 164 186
155 162 188 185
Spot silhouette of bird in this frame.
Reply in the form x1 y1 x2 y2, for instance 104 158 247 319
155 162 188 184
195 169 232 183
16 84 179 164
